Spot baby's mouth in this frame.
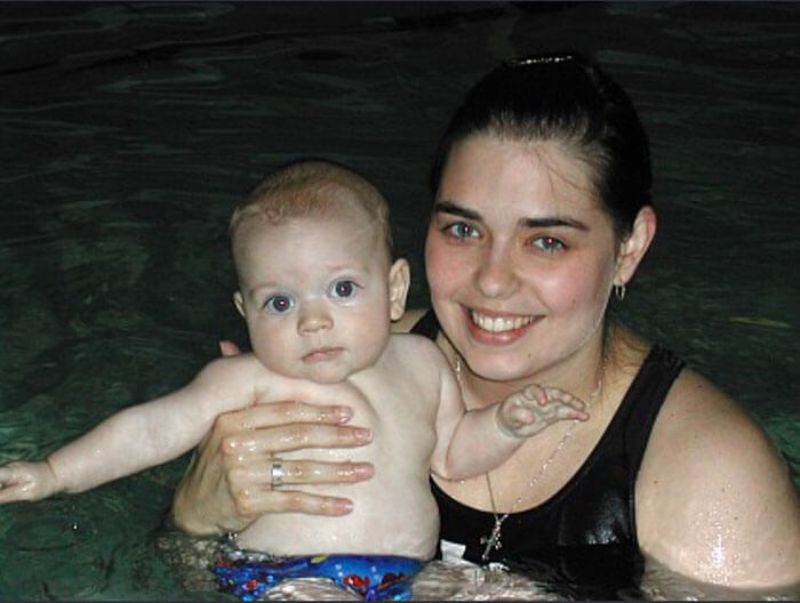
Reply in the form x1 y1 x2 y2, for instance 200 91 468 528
303 347 343 362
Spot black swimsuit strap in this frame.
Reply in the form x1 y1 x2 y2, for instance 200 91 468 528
622 344 685 543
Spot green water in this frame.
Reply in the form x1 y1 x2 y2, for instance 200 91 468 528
0 2 797 599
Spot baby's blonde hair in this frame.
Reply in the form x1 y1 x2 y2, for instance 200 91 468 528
230 160 393 264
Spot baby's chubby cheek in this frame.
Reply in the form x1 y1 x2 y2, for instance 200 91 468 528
252 344 294 377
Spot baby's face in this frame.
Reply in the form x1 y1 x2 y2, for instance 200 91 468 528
234 212 406 383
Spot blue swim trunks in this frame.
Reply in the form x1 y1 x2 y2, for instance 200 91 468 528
212 545 423 601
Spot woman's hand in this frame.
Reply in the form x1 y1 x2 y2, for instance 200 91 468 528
171 341 375 537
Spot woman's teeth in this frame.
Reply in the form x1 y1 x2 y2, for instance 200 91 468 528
470 311 534 333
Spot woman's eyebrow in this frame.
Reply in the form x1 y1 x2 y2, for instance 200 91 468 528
432 201 482 221
434 201 588 231
519 216 589 230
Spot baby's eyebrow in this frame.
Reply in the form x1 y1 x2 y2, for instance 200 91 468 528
250 282 282 295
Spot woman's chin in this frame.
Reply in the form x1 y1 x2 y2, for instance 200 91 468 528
463 354 536 383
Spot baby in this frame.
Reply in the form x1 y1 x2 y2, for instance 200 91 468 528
0 160 587 600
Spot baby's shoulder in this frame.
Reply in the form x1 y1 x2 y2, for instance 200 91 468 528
387 332 447 364
370 334 449 392
197 352 296 392
196 352 263 381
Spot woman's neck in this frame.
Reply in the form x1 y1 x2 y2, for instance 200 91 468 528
442 328 613 412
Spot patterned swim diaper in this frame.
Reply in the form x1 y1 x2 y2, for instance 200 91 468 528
212 543 423 601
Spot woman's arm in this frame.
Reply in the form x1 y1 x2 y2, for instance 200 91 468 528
636 369 800 593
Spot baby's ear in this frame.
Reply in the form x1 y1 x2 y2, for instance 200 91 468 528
388 259 411 321
233 291 246 318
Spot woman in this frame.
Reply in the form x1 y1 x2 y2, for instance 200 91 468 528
171 54 800 596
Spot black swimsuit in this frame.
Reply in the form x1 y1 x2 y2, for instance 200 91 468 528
412 310 685 595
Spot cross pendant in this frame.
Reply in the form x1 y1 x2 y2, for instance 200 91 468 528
480 519 504 561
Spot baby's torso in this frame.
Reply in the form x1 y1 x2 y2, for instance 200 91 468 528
237 335 443 559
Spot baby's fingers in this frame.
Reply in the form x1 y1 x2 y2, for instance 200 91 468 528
551 403 590 422
0 466 13 488
0 465 35 503
519 384 549 407
541 386 586 411
0 482 27 503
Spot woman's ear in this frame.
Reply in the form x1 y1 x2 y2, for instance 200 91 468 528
614 206 657 287
388 259 411 321
233 291 246 318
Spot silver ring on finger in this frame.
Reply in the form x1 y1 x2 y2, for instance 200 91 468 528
270 460 286 489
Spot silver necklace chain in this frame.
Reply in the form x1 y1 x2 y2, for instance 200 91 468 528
452 354 604 562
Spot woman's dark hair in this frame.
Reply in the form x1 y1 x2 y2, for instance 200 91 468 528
429 53 652 239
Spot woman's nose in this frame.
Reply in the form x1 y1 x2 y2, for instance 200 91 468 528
297 301 333 334
475 245 519 299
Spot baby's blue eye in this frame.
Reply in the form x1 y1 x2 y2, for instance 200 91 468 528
264 295 294 313
331 280 358 299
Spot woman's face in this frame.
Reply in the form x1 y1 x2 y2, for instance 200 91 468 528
425 134 622 383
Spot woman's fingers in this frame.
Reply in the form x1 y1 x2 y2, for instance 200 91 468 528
210 400 371 459
213 400 356 435
219 340 242 357
173 388 375 533
221 464 372 521
222 422 372 457
230 459 374 490
233 488 356 517
224 460 374 518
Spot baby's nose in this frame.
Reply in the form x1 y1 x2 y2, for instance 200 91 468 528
297 302 333 334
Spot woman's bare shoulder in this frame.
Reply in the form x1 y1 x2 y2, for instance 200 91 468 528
636 367 800 588
645 368 774 462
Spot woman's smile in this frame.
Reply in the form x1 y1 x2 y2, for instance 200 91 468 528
464 306 541 344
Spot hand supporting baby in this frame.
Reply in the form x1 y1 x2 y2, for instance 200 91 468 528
496 385 589 438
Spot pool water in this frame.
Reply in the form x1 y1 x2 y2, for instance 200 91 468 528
0 2 797 600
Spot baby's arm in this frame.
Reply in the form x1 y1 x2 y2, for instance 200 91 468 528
0 356 261 504
430 359 588 480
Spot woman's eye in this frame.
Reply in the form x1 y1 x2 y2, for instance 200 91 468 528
331 280 359 299
532 236 566 252
264 295 294 313
444 222 479 240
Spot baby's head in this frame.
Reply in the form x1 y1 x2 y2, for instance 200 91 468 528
230 160 410 383
231 159 394 265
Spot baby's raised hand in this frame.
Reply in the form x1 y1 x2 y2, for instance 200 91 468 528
0 461 59 504
496 385 589 438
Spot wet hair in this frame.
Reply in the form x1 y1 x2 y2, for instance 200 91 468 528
429 53 652 239
230 159 393 261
